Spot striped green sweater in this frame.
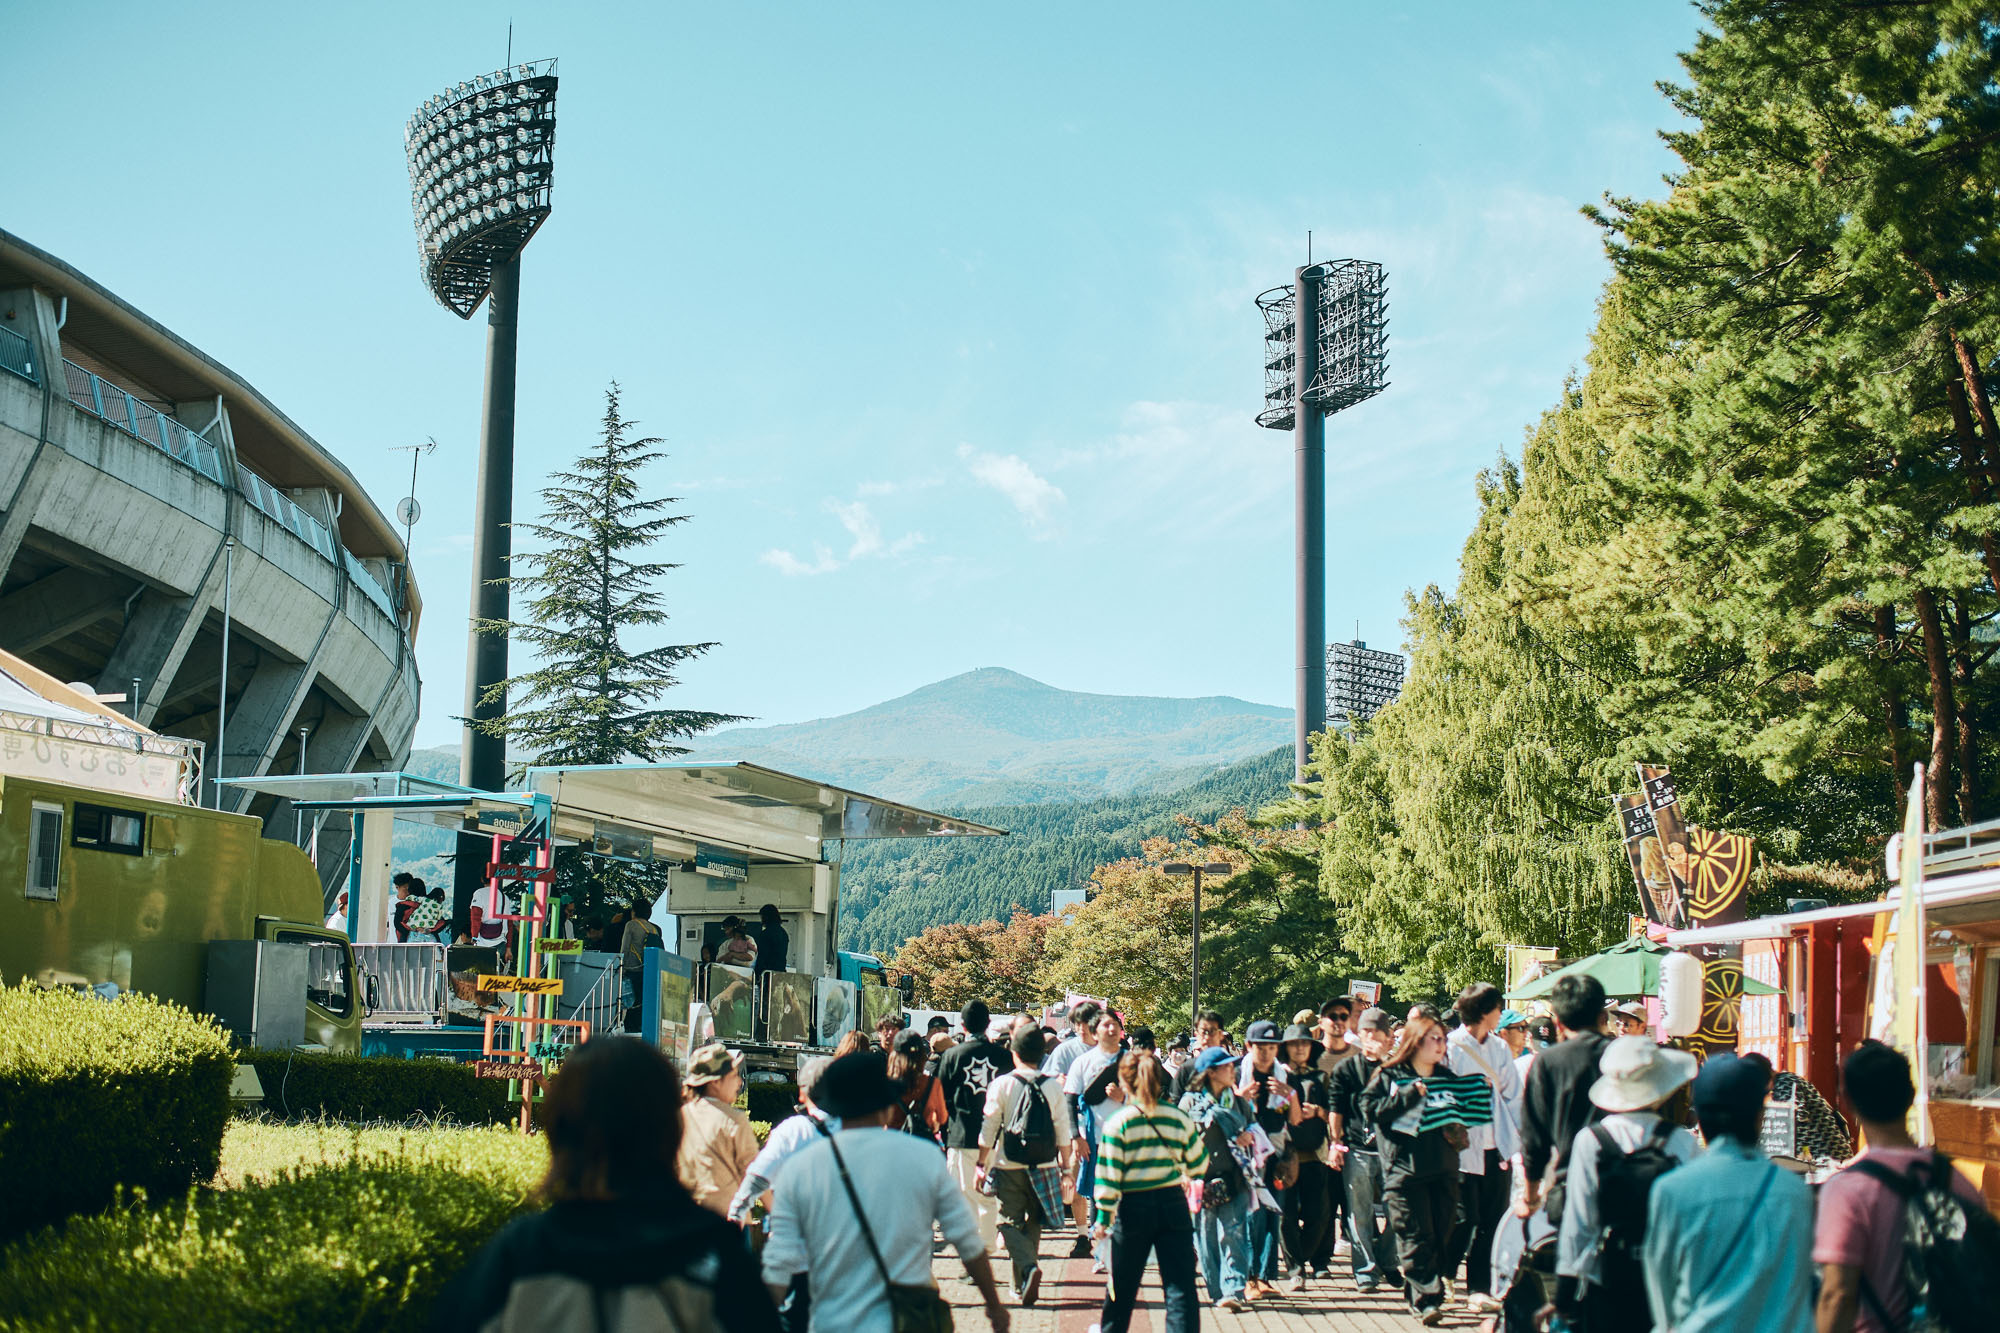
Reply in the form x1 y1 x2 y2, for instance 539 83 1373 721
1092 1102 1209 1226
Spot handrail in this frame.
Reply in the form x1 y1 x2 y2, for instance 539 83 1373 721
0 324 35 383
237 466 337 561
62 359 225 483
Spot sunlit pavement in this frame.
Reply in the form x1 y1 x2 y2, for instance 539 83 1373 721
933 1235 1491 1333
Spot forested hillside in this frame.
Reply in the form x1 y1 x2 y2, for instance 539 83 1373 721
836 745 1293 954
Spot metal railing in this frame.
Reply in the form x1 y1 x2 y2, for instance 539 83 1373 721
0 706 204 805
62 360 226 483
238 466 337 561
343 550 397 620
0 324 35 383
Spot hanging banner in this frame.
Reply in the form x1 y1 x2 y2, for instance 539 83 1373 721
1683 823 1755 1056
1875 764 1932 1142
1638 765 1696 930
1615 793 1685 929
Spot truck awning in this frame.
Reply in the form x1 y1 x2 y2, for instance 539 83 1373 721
524 761 1006 866
1666 866 2000 946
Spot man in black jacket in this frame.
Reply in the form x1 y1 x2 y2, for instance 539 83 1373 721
935 999 1010 1259
1328 1007 1401 1293
1517 974 1611 1220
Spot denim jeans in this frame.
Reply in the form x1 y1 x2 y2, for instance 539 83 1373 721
1099 1186 1199 1333
1341 1149 1400 1286
1195 1189 1251 1302
1247 1202 1282 1280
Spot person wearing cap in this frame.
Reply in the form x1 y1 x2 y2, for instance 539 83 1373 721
717 916 759 968
1612 1000 1651 1039
1329 1006 1402 1292
1442 982 1525 1314
1641 1054 1814 1332
1180 1043 1257 1311
1279 1022 1337 1289
679 1042 761 1216
1236 1019 1299 1297
763 1051 1009 1333
1496 1009 1529 1060
1549 1035 1698 1329
977 1024 1077 1306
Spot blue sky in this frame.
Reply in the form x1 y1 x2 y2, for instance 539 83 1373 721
9 2 1695 748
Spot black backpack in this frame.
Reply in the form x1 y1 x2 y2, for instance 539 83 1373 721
1850 1151 2000 1332
1591 1120 1681 1298
1002 1074 1059 1166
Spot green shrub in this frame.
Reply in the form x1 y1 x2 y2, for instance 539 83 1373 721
0 1128 545 1331
746 1079 798 1125
0 983 234 1238
243 1050 515 1125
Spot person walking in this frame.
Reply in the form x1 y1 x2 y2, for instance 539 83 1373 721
976 1024 1074 1306
1812 1040 1994 1333
678 1043 761 1216
886 1028 947 1139
1066 1008 1128 1271
762 1051 1008 1333
1518 974 1612 1224
1180 1044 1258 1312
1237 1019 1300 1298
1044 1000 1104 1252
437 1037 781 1333
1551 1035 1697 1331
936 1000 1010 1261
1090 1051 1207 1333
727 1057 839 1333
1360 1010 1461 1326
1442 982 1523 1314
1642 1054 1814 1332
1280 1022 1336 1289
1169 1010 1228 1103
1329 1007 1402 1293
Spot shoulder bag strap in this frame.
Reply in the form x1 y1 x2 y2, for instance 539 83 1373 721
825 1136 897 1293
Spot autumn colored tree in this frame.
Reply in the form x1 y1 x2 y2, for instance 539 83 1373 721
886 910 1059 1014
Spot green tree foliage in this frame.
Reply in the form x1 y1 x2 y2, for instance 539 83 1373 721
837 747 1292 954
475 384 742 912
1280 1 2000 994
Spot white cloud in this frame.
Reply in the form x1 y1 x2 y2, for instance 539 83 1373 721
957 445 1066 535
762 497 925 576
760 544 840 577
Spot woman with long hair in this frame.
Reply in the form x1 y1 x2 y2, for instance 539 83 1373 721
1178 1046 1257 1312
1359 1009 1460 1326
436 1038 780 1332
1092 1051 1206 1333
885 1028 946 1140
830 1029 870 1060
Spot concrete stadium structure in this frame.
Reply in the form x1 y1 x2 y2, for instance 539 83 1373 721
0 230 420 881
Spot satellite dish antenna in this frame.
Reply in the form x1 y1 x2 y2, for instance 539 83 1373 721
397 497 423 527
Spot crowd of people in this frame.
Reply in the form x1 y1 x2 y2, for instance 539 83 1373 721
435 974 2000 1333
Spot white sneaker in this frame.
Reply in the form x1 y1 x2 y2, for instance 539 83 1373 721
1217 1297 1247 1313
1465 1292 1504 1314
1287 1271 1307 1293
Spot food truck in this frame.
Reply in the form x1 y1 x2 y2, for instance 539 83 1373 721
228 761 1002 1085
1669 805 2000 1209
0 649 360 1053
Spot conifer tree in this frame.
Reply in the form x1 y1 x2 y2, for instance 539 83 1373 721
475 383 743 910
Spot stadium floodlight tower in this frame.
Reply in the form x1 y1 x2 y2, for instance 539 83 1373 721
1255 259 1388 778
404 59 558 793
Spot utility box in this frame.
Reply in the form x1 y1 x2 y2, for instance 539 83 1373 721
205 940 309 1051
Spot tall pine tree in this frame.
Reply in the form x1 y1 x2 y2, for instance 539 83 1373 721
475 383 743 911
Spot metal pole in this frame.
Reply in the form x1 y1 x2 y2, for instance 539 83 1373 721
1294 265 1326 779
296 724 310 847
462 254 520 793
1190 867 1202 1024
215 536 234 808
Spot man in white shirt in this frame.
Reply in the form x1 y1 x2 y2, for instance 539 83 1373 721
764 1051 1008 1333
978 1026 1077 1303
1443 982 1525 1314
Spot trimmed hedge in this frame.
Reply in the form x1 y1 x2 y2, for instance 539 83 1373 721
0 1129 544 1331
746 1079 799 1126
244 1050 515 1125
0 983 234 1238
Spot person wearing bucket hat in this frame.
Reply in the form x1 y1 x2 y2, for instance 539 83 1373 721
1179 1040 1255 1311
1278 1023 1336 1289
1643 1055 1814 1332
764 1050 1011 1333
679 1043 760 1216
1547 1035 1698 1329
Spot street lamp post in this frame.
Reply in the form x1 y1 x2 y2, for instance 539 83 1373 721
1163 860 1231 1024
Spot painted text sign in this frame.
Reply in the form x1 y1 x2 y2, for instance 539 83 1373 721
478 974 564 996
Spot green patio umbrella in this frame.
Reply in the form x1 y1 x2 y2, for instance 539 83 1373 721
1507 935 1779 1002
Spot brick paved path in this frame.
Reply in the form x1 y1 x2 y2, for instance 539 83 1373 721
932 1236 1491 1333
